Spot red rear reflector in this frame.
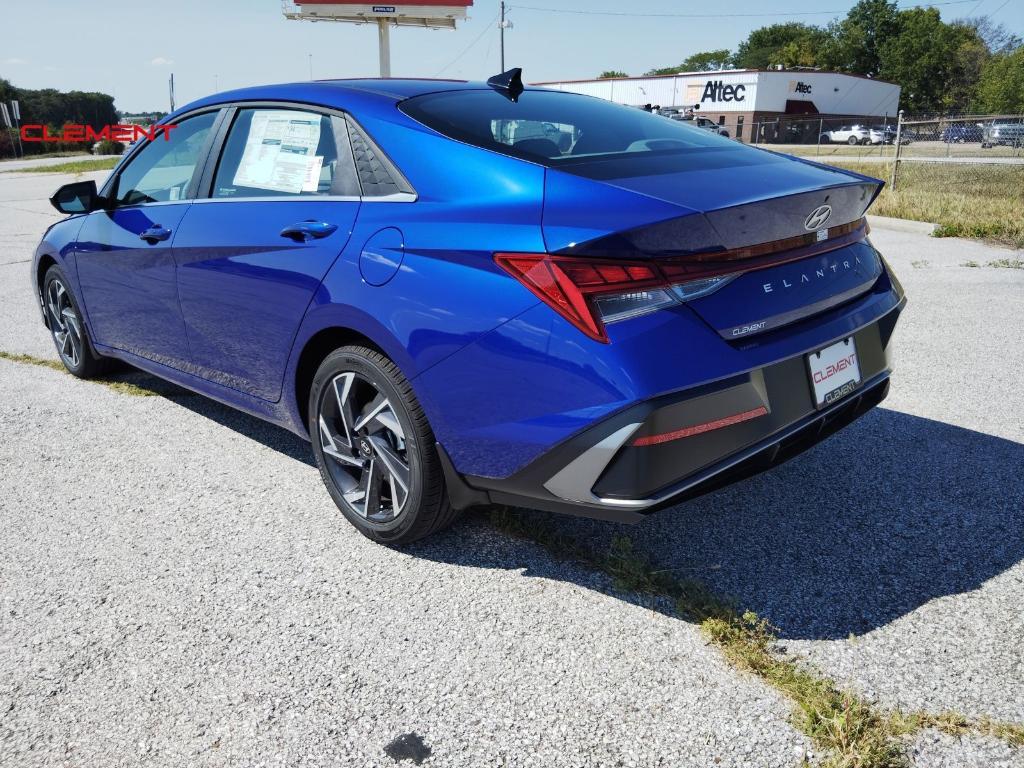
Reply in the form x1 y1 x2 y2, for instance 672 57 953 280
631 406 769 446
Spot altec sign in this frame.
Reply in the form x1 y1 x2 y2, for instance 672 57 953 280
20 124 177 143
700 80 746 103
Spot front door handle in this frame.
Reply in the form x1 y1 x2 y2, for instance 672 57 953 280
280 220 338 242
139 226 172 244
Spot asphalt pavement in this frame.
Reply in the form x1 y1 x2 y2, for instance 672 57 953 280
0 166 1021 767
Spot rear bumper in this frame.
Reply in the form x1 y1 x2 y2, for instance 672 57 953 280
445 304 901 523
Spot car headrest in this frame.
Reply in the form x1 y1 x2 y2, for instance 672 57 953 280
512 138 561 158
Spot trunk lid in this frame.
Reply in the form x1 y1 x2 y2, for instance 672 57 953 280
542 148 883 339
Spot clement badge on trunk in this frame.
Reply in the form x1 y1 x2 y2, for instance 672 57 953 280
804 204 833 230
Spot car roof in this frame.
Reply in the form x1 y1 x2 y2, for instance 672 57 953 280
171 78 551 122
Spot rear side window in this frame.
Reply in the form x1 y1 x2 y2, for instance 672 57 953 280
212 109 360 198
346 120 413 197
400 89 738 176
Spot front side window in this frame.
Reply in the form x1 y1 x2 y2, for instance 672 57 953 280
111 112 217 206
212 109 359 198
400 89 742 179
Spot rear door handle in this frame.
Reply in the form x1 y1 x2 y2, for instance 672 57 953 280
139 226 172 244
280 220 338 242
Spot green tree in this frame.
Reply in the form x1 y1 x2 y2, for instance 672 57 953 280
732 23 829 69
878 7 968 113
645 49 732 75
678 49 732 72
824 0 901 76
946 22 992 113
975 47 1024 113
0 78 118 156
598 70 628 79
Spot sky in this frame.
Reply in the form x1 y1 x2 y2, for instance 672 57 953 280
4 0 1023 113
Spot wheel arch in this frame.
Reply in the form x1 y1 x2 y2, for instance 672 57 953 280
292 326 390 434
35 253 60 326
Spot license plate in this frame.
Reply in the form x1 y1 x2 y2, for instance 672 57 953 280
807 337 861 407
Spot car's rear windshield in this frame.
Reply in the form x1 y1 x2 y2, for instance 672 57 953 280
399 88 742 178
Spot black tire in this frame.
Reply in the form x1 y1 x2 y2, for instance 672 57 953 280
309 345 457 545
42 265 111 379
847 136 859 145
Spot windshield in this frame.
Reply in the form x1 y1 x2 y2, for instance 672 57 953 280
399 88 741 175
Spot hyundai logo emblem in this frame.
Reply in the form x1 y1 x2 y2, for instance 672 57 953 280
804 204 832 231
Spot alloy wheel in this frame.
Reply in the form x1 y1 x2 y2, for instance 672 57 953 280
317 371 412 525
47 278 83 369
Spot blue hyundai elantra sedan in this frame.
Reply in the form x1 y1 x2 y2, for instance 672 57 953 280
34 71 905 544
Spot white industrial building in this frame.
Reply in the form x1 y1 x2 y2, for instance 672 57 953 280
533 69 902 143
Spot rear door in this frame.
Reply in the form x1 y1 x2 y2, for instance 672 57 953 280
171 106 361 401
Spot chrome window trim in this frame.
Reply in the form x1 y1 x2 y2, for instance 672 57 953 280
363 192 418 203
191 195 363 204
188 192 417 204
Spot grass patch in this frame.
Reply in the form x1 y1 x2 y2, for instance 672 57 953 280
0 151 90 161
961 259 1023 269
820 161 1024 249
0 350 183 397
0 350 65 372
4 157 120 174
490 507 1024 768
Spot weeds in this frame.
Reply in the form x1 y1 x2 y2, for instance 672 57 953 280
489 507 1024 768
822 162 1024 249
0 350 183 397
961 259 1023 269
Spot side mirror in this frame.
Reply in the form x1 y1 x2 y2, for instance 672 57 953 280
50 180 103 215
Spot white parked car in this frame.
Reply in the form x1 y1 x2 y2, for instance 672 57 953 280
820 125 883 145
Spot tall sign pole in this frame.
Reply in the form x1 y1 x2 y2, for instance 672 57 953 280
282 2 471 78
377 19 391 77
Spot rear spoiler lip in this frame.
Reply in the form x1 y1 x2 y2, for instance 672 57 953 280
755 147 885 209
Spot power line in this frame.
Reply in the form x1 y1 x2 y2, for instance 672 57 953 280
437 11 500 75
510 0 977 19
986 0 1013 18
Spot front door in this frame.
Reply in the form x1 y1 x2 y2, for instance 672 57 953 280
172 107 361 401
76 111 219 369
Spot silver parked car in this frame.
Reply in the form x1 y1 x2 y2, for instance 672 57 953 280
682 116 730 138
982 121 1024 148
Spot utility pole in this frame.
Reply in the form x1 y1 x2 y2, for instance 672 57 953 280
308 53 314 81
169 73 176 112
499 1 512 71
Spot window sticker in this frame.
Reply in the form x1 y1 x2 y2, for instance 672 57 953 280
301 155 325 193
232 111 322 194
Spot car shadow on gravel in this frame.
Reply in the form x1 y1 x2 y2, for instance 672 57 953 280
157 383 1024 643
411 408 1024 642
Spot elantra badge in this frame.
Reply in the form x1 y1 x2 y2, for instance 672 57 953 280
804 205 832 230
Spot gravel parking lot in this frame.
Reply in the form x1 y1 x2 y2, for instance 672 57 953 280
1 162 1022 767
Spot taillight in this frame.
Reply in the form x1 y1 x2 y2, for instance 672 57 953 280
494 218 867 343
494 253 734 342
